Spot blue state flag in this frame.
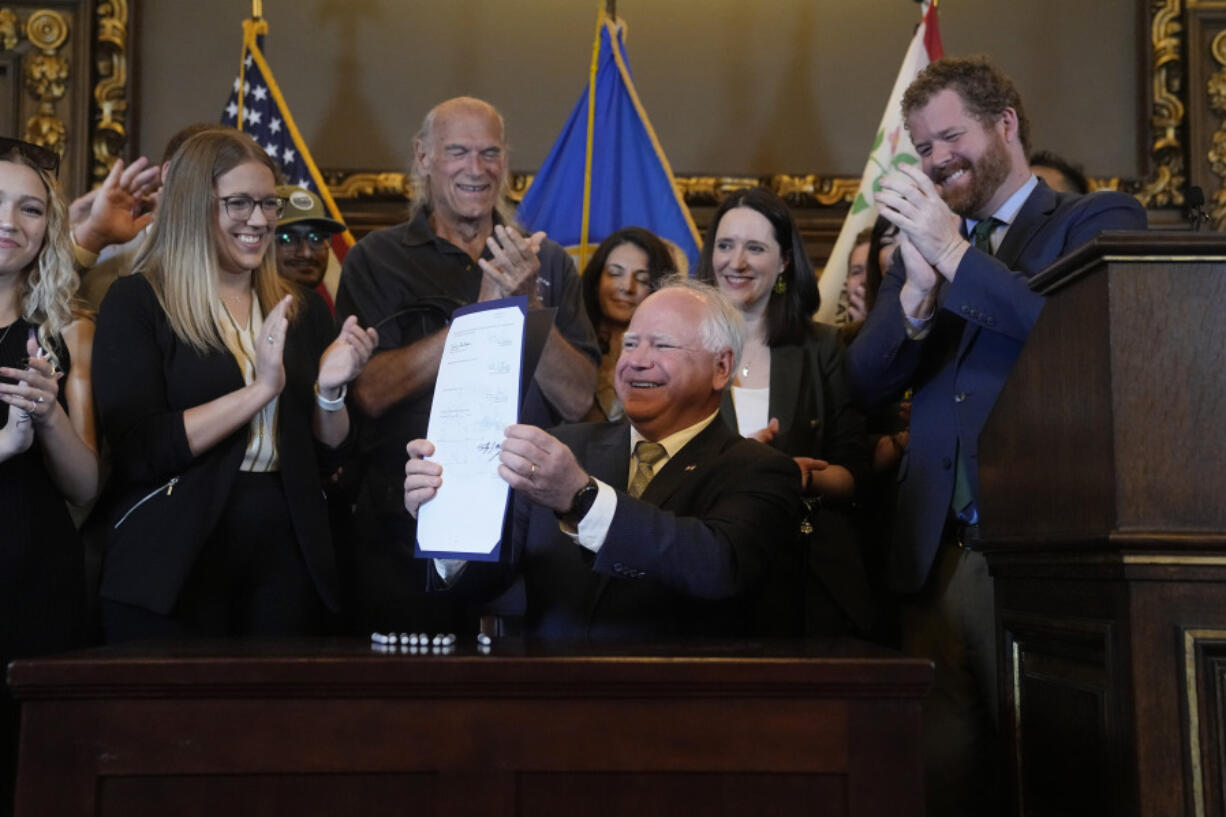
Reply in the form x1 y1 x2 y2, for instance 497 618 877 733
517 13 701 272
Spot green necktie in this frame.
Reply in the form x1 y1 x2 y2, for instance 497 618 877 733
951 217 1003 520
628 441 667 499
969 217 1003 253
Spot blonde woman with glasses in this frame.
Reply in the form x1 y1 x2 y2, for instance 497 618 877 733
93 130 377 641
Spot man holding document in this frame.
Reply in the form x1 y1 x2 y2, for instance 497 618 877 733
404 280 802 639
335 96 599 631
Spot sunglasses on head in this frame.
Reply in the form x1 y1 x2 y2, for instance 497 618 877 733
0 136 60 177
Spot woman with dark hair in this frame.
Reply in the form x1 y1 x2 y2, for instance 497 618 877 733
0 136 98 816
865 215 900 317
841 215 900 345
696 186 871 636
92 130 377 641
580 226 677 421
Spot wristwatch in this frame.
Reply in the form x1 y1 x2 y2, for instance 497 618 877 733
556 476 599 528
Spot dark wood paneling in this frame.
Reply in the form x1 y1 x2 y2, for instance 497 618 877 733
11 640 931 817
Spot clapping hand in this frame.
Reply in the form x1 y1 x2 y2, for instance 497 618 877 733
748 417 780 444
0 332 64 430
71 156 162 254
317 315 378 398
874 164 966 276
253 295 292 398
477 225 547 305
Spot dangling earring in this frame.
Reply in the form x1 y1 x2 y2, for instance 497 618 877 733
774 275 787 294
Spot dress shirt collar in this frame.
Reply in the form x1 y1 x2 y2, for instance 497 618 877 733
628 410 720 461
965 174 1039 250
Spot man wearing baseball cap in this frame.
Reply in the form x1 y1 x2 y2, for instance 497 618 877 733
275 184 345 311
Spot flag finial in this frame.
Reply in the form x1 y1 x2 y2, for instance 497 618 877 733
252 0 263 20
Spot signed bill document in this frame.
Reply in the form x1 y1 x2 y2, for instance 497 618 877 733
415 297 551 561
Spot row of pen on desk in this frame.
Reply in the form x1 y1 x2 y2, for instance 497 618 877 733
369 631 493 655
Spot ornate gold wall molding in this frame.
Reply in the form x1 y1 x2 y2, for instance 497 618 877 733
92 0 130 183
18 8 70 156
1137 0 1188 208
324 170 869 209
1205 29 1226 227
311 1 1186 217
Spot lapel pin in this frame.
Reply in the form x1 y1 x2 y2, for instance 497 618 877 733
684 464 697 472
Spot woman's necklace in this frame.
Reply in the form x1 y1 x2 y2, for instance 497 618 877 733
0 318 17 351
739 342 768 381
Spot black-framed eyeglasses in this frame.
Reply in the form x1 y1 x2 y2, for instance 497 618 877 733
0 136 60 177
275 230 328 249
218 195 285 221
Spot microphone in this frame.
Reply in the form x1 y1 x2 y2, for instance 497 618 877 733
1186 186 1208 231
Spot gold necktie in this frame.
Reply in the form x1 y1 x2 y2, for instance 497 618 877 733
628 441 667 499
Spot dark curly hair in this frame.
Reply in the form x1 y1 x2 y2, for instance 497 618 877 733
580 227 678 351
902 56 1030 153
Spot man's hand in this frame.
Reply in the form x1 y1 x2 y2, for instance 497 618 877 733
497 423 589 513
404 438 443 518
477 225 547 305
71 156 162 254
897 234 941 321
874 164 967 278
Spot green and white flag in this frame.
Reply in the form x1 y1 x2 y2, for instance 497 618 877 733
819 0 943 323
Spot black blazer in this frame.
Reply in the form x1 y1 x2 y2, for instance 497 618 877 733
93 274 342 615
719 325 874 632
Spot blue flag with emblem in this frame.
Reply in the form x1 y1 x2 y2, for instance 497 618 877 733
516 9 701 272
219 15 353 269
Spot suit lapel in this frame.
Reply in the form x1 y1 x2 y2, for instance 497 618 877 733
955 181 1056 363
767 344 802 436
639 418 733 508
587 418 734 629
583 422 632 490
995 181 1057 268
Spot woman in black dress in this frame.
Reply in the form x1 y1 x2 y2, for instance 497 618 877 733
0 137 99 816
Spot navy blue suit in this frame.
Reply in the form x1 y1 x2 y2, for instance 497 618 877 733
846 181 1147 592
449 418 802 640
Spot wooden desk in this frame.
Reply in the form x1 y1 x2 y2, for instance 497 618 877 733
9 639 931 816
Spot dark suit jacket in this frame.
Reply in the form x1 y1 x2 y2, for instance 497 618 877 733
449 418 802 640
718 326 873 631
93 274 343 615
846 181 1147 592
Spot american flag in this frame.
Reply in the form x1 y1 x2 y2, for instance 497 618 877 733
220 18 352 264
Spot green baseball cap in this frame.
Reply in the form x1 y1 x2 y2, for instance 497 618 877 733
276 184 345 234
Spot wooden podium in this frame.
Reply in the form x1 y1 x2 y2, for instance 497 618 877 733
9 639 931 817
977 232 1226 817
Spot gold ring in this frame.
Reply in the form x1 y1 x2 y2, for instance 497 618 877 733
529 462 537 478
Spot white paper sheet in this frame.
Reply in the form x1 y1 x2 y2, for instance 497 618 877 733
416 299 524 558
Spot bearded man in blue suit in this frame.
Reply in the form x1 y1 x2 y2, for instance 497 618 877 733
847 56 1147 816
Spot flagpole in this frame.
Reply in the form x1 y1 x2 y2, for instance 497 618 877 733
579 2 604 270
